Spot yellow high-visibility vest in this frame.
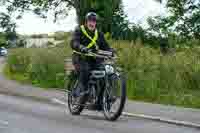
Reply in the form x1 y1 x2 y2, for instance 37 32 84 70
73 25 99 56
80 25 98 49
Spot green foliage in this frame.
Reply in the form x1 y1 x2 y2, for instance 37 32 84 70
0 12 16 32
111 3 130 40
150 0 200 39
0 32 7 47
6 46 71 88
110 3 148 44
74 0 122 33
0 0 122 33
7 48 32 73
0 13 17 40
5 40 200 108
112 41 200 108
0 12 18 48
1 0 199 48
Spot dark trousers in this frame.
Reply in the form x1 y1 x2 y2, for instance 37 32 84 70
72 54 103 91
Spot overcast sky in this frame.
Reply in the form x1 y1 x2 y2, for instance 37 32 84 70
13 0 165 35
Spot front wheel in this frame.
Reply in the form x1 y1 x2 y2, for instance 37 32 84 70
67 72 85 115
103 73 126 121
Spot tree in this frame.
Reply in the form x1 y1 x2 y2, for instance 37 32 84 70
74 0 122 33
151 0 200 39
0 0 122 33
0 32 7 47
0 12 17 47
111 2 129 40
110 2 146 43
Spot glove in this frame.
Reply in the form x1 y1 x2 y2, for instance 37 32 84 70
80 46 89 53
110 48 116 57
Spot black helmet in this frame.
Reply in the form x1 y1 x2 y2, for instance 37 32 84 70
85 12 97 21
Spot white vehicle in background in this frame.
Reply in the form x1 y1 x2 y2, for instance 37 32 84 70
0 47 8 56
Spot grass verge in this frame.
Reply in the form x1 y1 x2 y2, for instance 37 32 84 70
4 41 200 109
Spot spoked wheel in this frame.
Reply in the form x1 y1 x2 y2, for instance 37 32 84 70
103 73 126 121
67 72 86 115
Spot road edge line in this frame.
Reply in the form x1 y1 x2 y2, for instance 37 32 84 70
0 120 8 125
51 98 67 106
122 112 200 129
51 98 200 129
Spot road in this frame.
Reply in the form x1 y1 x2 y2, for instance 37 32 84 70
0 57 199 132
0 57 4 73
0 93 199 133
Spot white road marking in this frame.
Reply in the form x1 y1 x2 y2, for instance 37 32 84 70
0 120 8 125
52 98 200 129
51 98 67 106
122 112 200 129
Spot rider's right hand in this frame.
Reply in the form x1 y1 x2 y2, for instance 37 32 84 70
80 46 89 53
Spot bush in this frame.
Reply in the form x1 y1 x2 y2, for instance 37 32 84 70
111 40 200 108
5 40 200 108
7 48 32 73
0 33 7 47
6 47 70 88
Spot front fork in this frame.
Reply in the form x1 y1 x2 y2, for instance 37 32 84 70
88 79 105 105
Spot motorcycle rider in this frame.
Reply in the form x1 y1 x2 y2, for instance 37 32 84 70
70 12 114 97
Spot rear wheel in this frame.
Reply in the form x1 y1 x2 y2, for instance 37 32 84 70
67 72 86 115
103 73 126 121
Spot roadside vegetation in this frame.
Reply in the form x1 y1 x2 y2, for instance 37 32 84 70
4 38 200 109
1 0 200 109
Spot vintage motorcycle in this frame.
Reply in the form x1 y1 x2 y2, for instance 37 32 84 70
65 50 126 121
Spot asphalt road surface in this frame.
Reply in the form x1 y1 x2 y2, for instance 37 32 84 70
0 93 199 133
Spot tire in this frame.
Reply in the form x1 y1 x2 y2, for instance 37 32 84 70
67 72 86 115
103 73 126 121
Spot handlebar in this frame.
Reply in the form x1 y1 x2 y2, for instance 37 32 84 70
75 50 118 60
86 52 114 59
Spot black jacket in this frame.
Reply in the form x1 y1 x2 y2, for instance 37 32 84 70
70 26 111 53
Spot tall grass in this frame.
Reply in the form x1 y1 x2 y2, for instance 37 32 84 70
5 46 71 88
5 40 200 108
112 40 200 108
